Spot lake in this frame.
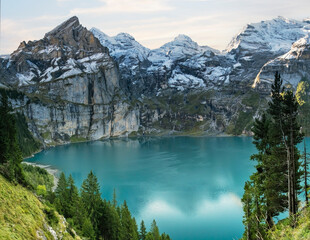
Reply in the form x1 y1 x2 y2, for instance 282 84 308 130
26 136 257 240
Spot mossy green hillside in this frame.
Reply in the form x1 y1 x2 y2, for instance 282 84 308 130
268 207 310 240
0 174 80 240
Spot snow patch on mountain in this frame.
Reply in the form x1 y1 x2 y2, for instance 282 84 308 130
90 16 310 94
91 28 150 67
15 51 113 85
226 16 307 54
149 34 217 65
169 71 205 90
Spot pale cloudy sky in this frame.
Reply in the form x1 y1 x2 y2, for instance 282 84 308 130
1 0 310 54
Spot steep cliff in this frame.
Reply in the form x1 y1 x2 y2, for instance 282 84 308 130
0 16 140 146
254 33 310 90
2 16 310 147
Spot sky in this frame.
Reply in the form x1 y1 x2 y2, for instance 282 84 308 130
1 0 310 54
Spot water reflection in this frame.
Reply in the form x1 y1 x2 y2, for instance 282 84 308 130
138 192 244 240
27 136 257 240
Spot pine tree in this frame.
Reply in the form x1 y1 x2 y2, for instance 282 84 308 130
0 91 25 184
139 220 147 240
161 233 171 240
67 174 80 218
303 139 309 205
145 232 154 240
282 90 303 216
132 217 139 240
100 200 122 240
113 188 117 208
54 172 69 216
72 197 88 234
81 171 103 236
242 72 304 238
150 219 160 240
82 218 96 240
268 72 303 217
251 112 287 227
242 181 253 240
241 180 266 240
120 200 138 240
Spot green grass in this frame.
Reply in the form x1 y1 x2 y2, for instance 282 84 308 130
226 110 254 135
70 135 87 143
22 164 54 192
0 174 80 240
269 207 310 240
241 91 261 109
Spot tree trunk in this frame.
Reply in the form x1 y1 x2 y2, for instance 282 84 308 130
287 146 292 216
305 139 308 206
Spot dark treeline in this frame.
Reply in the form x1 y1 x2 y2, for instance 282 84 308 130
0 91 26 185
47 171 171 240
241 72 310 240
0 90 171 240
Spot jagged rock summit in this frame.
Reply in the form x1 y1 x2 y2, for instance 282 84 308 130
45 16 80 37
1 15 310 144
254 33 310 89
91 16 310 96
226 16 306 55
0 16 140 144
4 16 112 87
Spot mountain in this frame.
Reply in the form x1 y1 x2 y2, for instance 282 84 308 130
254 33 310 89
1 16 310 147
91 28 150 69
92 16 310 96
6 16 110 86
226 16 306 55
0 16 140 146
91 29 229 95
226 16 309 87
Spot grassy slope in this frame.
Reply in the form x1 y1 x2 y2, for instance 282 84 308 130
0 174 79 240
269 207 310 240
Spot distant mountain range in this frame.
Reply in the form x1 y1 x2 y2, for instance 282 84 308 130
92 16 310 94
0 16 310 148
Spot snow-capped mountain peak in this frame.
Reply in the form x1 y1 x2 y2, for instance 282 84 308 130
148 34 217 65
90 28 150 65
173 34 195 43
89 16 310 94
115 32 136 42
7 17 111 87
226 16 307 54
161 34 199 51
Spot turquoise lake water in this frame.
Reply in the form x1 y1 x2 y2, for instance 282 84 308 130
27 136 258 240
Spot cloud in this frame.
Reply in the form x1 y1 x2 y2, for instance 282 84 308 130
0 15 70 54
93 13 236 50
138 199 184 220
70 0 173 15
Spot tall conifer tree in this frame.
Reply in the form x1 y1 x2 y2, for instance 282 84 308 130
0 91 25 184
81 171 103 236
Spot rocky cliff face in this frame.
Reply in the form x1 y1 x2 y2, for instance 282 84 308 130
0 16 140 146
254 33 310 90
1 16 310 147
89 16 310 136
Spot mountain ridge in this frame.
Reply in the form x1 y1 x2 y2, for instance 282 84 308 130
1 15 310 147
90 15 310 95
